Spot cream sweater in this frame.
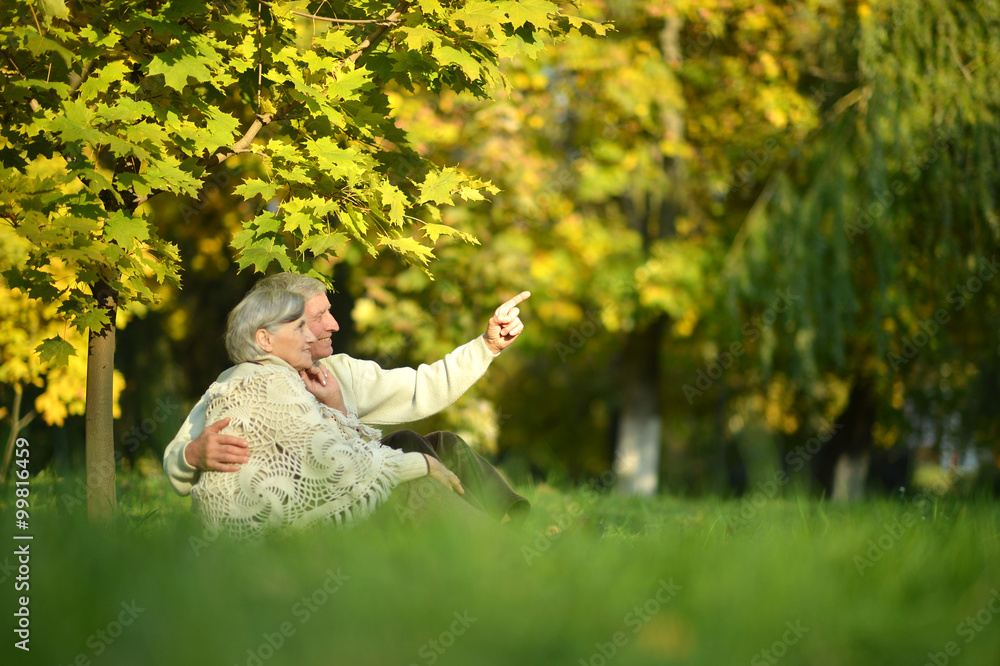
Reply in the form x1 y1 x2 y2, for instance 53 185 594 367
191 356 429 537
163 335 498 496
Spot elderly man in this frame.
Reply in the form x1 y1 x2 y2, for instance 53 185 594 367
162 272 531 523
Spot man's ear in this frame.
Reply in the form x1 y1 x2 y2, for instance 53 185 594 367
255 328 273 353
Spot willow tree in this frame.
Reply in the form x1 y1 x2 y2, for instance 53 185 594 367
0 0 588 520
726 0 1000 497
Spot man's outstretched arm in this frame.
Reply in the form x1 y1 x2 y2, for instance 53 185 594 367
334 291 531 425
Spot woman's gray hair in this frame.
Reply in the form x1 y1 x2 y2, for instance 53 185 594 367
225 289 306 363
249 272 328 300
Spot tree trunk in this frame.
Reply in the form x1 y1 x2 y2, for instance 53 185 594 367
614 318 666 495
832 451 870 501
816 377 876 501
85 280 119 522
612 14 686 496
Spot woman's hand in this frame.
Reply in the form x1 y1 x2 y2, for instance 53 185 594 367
425 455 464 494
300 365 347 414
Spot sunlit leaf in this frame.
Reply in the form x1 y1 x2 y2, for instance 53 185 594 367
36 336 76 366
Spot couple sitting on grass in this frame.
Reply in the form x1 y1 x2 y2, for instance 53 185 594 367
162 272 531 538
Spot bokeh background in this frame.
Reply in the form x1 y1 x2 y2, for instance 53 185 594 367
2 3 1000 666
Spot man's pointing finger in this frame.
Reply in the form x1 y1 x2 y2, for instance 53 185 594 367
496 291 531 317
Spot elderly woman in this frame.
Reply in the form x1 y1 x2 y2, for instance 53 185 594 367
190 289 463 539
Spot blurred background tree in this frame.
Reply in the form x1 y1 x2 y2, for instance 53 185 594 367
364 0 1000 498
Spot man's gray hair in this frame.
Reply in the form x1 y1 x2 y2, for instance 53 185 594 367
249 272 327 300
225 289 306 363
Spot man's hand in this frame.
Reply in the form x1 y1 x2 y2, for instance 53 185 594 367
484 291 531 354
300 364 347 414
425 455 464 494
183 418 250 472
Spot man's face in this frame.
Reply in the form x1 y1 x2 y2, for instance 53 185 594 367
304 293 339 360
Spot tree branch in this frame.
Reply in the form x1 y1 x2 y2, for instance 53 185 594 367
213 100 303 165
807 65 857 82
6 54 96 113
346 0 410 66
258 0 385 24
69 58 97 95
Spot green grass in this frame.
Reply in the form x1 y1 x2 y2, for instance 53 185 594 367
2 466 1000 666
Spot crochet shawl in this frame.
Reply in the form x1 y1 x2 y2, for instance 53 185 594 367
190 357 404 539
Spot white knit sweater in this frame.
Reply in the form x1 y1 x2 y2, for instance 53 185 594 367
163 335 498 498
190 356 434 538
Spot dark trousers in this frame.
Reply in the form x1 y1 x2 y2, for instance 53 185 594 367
380 430 530 522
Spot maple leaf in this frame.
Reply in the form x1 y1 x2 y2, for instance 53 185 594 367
36 336 77 366
299 232 349 257
434 46 482 80
148 50 214 92
234 179 280 202
450 1 503 32
399 26 443 52
281 210 315 235
379 181 408 226
499 0 558 30
422 223 478 244
104 211 150 247
378 234 434 265
237 238 293 273
416 167 465 206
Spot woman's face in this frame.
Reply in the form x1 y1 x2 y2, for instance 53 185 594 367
263 315 316 371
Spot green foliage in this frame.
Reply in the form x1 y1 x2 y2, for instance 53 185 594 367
35 336 76 366
364 0 834 471
0 224 127 427
0 0 596 363
6 0 999 492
